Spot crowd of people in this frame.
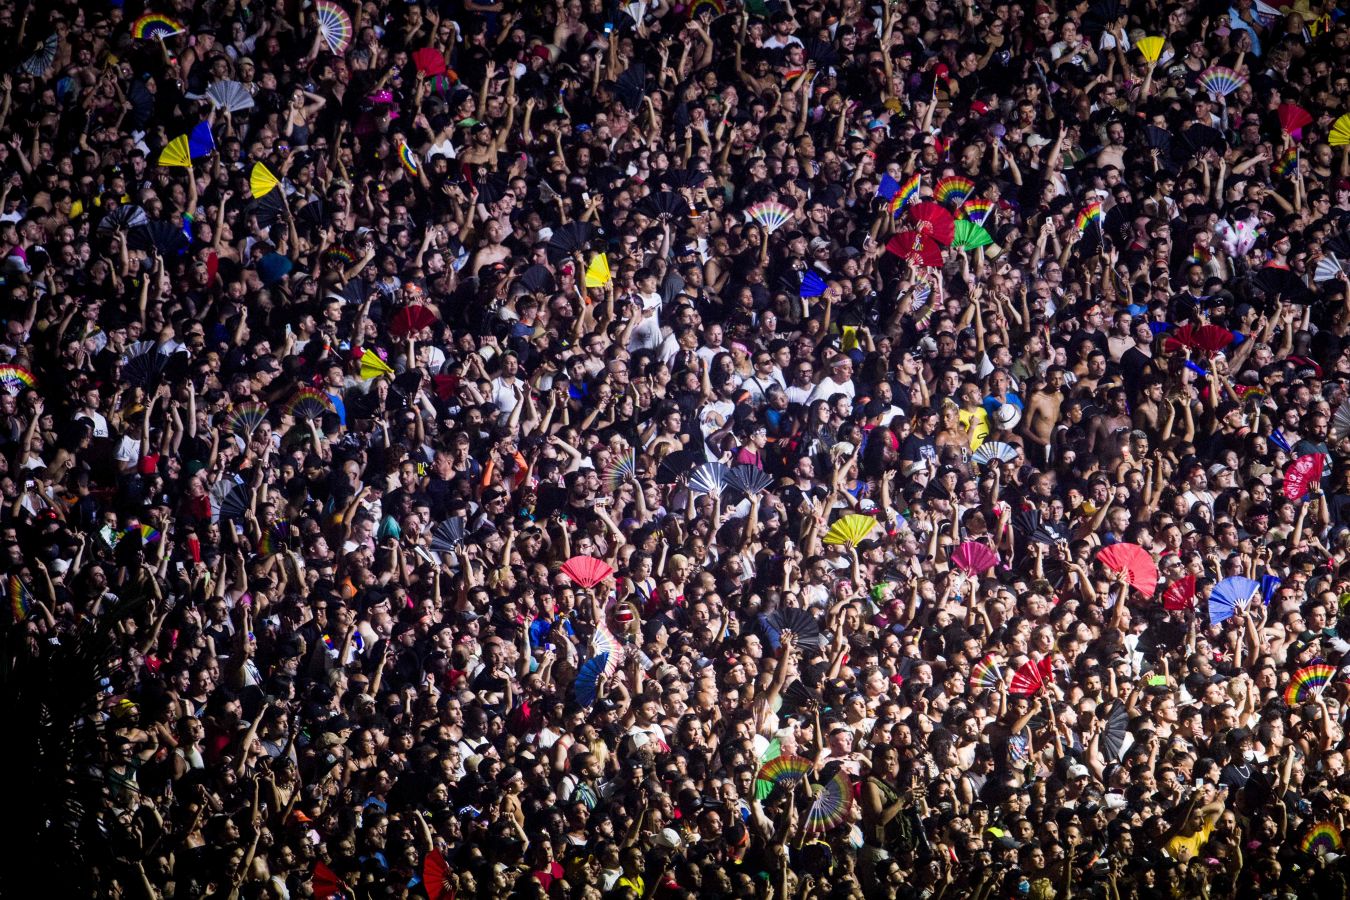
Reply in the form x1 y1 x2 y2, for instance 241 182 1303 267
6 0 1350 897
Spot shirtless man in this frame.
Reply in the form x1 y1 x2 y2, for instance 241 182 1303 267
1095 120 1128 171
1133 378 1168 439
1089 388 1133 469
1021 367 1065 467
468 218 511 275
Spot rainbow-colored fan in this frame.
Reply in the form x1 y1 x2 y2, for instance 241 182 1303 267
1198 66 1246 97
933 176 975 207
744 201 792 234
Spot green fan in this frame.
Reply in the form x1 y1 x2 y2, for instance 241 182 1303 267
952 219 993 250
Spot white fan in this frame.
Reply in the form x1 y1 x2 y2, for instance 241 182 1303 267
688 462 730 496
206 80 255 114
1314 254 1346 284
623 1 648 24
1215 218 1258 257
1333 399 1350 443
972 441 1018 466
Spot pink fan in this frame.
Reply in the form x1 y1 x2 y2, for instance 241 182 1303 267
951 540 999 575
561 555 614 589
1009 657 1055 696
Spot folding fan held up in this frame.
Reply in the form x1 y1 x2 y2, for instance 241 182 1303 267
0 364 36 394
573 653 609 706
227 403 269 440
1301 822 1344 857
561 555 614 589
604 451 637 492
1332 399 1350 443
412 47 448 77
1330 114 1350 148
889 173 921 215
1135 35 1165 65
907 201 956 246
688 461 730 497
756 755 812 800
1283 453 1324 501
951 541 998 576
1198 66 1246 97
933 176 975 207
396 140 420 176
744 201 792 234
158 136 192 168
132 13 185 40
1278 103 1313 139
356 348 394 380
885 231 944 267
286 386 334 421
824 513 877 549
1284 664 1336 705
1314 254 1347 284
1009 656 1054 695
312 862 346 900
250 162 280 199
206 80 255 114
727 465 774 498
389 304 436 338
800 269 827 300
971 441 1017 466
315 0 354 54
584 253 612 288
1097 543 1159 596
971 654 1005 690
1164 323 1234 355
423 851 453 900
952 219 993 251
1209 575 1259 625
189 120 215 158
961 198 993 226
1162 574 1196 611
804 773 853 834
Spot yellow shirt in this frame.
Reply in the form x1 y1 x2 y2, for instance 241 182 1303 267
959 407 990 451
1166 821 1214 861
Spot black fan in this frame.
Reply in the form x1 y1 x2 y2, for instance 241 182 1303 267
1174 124 1223 161
636 191 690 220
129 221 189 255
614 63 646 113
756 608 823 654
1098 699 1130 762
428 517 467 554
519 264 555 294
663 168 709 191
96 205 148 232
470 174 507 206
803 39 839 67
210 480 251 524
122 350 168 388
1082 0 1126 34
547 222 597 262
1143 124 1172 154
1252 266 1313 304
251 191 288 229
326 280 367 306
779 679 820 716
294 198 326 230
656 449 701 483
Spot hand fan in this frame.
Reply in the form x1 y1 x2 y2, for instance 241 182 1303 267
1009 657 1054 695
1162 574 1196 611
744 201 792 234
1198 66 1245 97
971 441 1017 466
951 540 998 575
561 555 614 589
823 513 877 548
1135 35 1165 64
971 654 1004 690
907 201 956 246
933 176 975 207
1330 114 1350 148
1284 664 1335 705
688 461 730 496
727 464 773 498
1097 542 1158 596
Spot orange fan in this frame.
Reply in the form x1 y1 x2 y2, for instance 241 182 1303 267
885 231 944 267
1277 102 1312 137
906 200 956 246
561 555 614 589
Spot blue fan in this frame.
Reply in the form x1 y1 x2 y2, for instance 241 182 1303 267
574 652 610 706
1209 576 1259 625
1270 429 1291 453
801 270 826 299
877 173 901 201
1260 574 1282 606
1148 322 1173 335
189 120 215 158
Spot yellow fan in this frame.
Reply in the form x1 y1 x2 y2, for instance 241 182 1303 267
158 135 192 168
823 513 877 548
358 350 394 380
1136 36 1165 65
841 326 859 353
1330 114 1350 148
250 162 280 199
583 252 612 288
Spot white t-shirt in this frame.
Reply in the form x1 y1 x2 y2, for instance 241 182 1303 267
76 409 109 438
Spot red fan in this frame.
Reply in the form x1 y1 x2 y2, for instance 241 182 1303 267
562 555 615 589
390 304 438 338
1097 542 1159 596
951 540 999 575
1009 656 1054 696
413 47 448 77
906 201 956 246
1162 574 1196 611
313 862 344 900
423 850 454 900
1278 102 1312 136
1164 323 1233 355
885 231 944 267
1284 453 1324 501
431 373 458 401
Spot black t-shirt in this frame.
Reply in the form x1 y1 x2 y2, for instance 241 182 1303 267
1119 346 1156 400
900 434 937 467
